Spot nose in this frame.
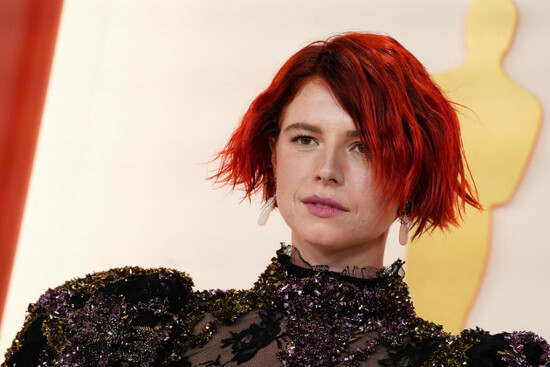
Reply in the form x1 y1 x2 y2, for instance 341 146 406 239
315 147 344 184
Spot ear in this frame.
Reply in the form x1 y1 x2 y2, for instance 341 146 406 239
269 136 277 175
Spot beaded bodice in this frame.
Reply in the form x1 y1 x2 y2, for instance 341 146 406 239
2 245 549 366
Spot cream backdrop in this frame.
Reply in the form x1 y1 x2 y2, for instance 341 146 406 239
2 0 550 358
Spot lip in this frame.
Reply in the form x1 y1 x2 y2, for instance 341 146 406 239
302 195 349 218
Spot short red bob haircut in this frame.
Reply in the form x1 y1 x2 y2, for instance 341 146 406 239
212 32 481 239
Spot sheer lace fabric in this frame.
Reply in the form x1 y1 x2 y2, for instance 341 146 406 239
284 243 405 280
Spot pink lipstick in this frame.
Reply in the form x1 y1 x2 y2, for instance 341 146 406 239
302 195 349 218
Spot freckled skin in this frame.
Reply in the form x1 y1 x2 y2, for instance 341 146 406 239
271 77 397 270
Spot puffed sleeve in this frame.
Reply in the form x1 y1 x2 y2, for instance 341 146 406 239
2 267 195 367
389 325 550 366
466 329 550 366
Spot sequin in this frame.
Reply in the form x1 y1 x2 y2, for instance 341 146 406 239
276 265 415 366
501 331 550 366
2 246 549 367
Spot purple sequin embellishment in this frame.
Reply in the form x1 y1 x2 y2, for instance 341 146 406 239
277 270 415 366
502 331 550 366
31 288 75 315
31 272 184 367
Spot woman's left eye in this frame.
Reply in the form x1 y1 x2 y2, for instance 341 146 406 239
351 142 365 154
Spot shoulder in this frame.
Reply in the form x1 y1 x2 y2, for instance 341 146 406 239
465 329 550 366
404 320 550 366
3 267 196 366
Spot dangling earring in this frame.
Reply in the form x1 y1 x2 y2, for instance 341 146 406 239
399 213 409 246
258 196 276 226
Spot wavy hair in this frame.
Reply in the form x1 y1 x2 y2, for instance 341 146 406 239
211 32 481 239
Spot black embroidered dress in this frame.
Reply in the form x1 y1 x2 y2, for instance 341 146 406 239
3 245 549 366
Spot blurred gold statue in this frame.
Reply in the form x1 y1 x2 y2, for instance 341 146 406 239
406 0 541 333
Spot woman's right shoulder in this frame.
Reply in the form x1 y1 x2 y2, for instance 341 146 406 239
2 266 197 366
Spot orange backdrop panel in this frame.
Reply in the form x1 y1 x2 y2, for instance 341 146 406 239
0 0 63 328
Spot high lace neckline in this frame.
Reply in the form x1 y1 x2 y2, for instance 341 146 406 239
276 243 404 288
272 244 416 365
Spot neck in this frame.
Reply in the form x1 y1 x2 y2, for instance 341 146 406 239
291 231 388 272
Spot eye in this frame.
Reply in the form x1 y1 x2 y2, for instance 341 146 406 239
351 141 365 154
291 135 316 145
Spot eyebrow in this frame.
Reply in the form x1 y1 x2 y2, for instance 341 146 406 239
283 122 359 137
283 122 321 134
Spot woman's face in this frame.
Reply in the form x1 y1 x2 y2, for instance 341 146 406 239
271 77 397 268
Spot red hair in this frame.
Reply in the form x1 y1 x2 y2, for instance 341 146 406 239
212 32 481 239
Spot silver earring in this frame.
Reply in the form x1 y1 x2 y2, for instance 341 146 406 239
399 214 409 246
257 196 276 226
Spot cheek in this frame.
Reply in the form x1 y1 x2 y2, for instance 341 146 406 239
274 146 310 192
273 151 309 222
273 155 293 209
274 175 299 231
352 171 394 219
275 164 301 205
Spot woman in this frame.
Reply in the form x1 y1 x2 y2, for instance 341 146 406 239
3 32 549 366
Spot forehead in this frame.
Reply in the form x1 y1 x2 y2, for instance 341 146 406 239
279 77 356 132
